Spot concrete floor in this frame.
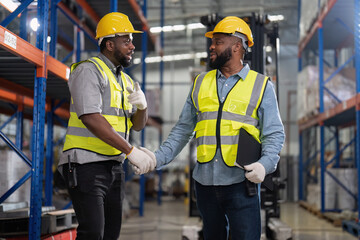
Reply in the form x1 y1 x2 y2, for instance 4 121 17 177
280 203 357 240
119 197 357 240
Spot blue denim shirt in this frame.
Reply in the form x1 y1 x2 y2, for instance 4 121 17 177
155 64 285 186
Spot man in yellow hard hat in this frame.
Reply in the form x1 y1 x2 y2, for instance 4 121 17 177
142 16 285 239
58 12 156 239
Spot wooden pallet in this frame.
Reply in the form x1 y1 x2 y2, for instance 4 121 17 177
342 220 360 238
298 201 322 217
0 228 77 240
322 212 345 227
298 201 349 227
0 209 77 237
299 201 349 227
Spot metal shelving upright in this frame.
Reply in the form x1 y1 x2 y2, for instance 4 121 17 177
0 1 160 238
298 0 360 226
0 0 70 239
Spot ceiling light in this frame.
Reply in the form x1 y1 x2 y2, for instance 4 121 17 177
187 23 205 30
268 15 284 22
162 26 173 32
133 52 208 64
30 17 39 31
150 22 205 33
150 27 162 33
172 25 186 31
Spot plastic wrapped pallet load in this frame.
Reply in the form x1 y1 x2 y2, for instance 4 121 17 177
306 168 337 209
0 150 31 203
297 66 356 121
337 168 357 210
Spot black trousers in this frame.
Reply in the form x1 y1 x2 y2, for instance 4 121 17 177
63 161 125 240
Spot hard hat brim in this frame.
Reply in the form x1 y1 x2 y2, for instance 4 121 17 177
129 30 143 34
95 30 143 39
205 31 254 47
205 31 214 38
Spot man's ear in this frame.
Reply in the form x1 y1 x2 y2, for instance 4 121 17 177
233 41 242 52
106 40 115 51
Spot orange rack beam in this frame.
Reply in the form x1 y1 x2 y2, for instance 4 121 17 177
0 26 70 119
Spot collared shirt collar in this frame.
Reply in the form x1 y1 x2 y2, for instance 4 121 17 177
216 63 250 81
97 53 123 75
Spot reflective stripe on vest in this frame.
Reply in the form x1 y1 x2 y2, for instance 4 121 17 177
63 57 134 156
191 69 268 166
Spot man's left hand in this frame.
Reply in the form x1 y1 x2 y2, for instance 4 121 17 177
126 82 147 110
244 162 265 183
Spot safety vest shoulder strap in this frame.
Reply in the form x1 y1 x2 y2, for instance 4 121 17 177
70 58 108 82
191 70 216 110
246 70 268 116
121 72 134 90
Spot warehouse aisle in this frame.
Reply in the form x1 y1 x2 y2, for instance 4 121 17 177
280 203 357 240
119 196 200 240
119 198 357 240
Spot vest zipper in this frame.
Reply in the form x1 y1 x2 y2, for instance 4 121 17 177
216 102 224 150
215 74 238 162
119 73 128 140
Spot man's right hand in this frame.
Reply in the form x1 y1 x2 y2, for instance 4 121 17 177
127 147 152 174
139 147 157 170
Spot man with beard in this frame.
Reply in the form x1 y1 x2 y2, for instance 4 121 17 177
140 16 285 239
58 12 156 240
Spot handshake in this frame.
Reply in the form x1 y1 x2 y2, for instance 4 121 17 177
127 146 156 175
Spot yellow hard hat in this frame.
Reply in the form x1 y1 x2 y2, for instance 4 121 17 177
95 12 142 40
205 16 254 47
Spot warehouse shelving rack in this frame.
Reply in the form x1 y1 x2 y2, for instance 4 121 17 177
0 0 158 239
298 0 360 228
0 1 70 239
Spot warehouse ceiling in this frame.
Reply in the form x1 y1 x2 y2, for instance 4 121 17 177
0 0 299 62
74 0 299 57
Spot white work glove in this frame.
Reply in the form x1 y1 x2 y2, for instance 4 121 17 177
244 162 266 183
139 147 157 171
126 82 147 110
127 147 151 175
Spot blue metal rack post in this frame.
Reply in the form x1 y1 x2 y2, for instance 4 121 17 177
298 132 303 200
318 22 326 212
111 0 118 12
354 0 360 221
29 0 49 238
45 101 54 206
19 5 27 40
157 0 165 206
139 0 148 217
16 104 24 150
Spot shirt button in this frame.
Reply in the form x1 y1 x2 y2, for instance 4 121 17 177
225 84 228 87
215 159 218 162
222 97 225 100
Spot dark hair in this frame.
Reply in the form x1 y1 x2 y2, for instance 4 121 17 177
99 37 115 52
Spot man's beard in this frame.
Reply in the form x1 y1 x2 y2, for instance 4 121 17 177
114 48 132 68
209 47 232 69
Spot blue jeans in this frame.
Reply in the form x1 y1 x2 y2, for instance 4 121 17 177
195 181 261 240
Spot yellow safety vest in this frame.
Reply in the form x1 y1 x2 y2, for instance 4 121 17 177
63 57 134 156
191 69 268 166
